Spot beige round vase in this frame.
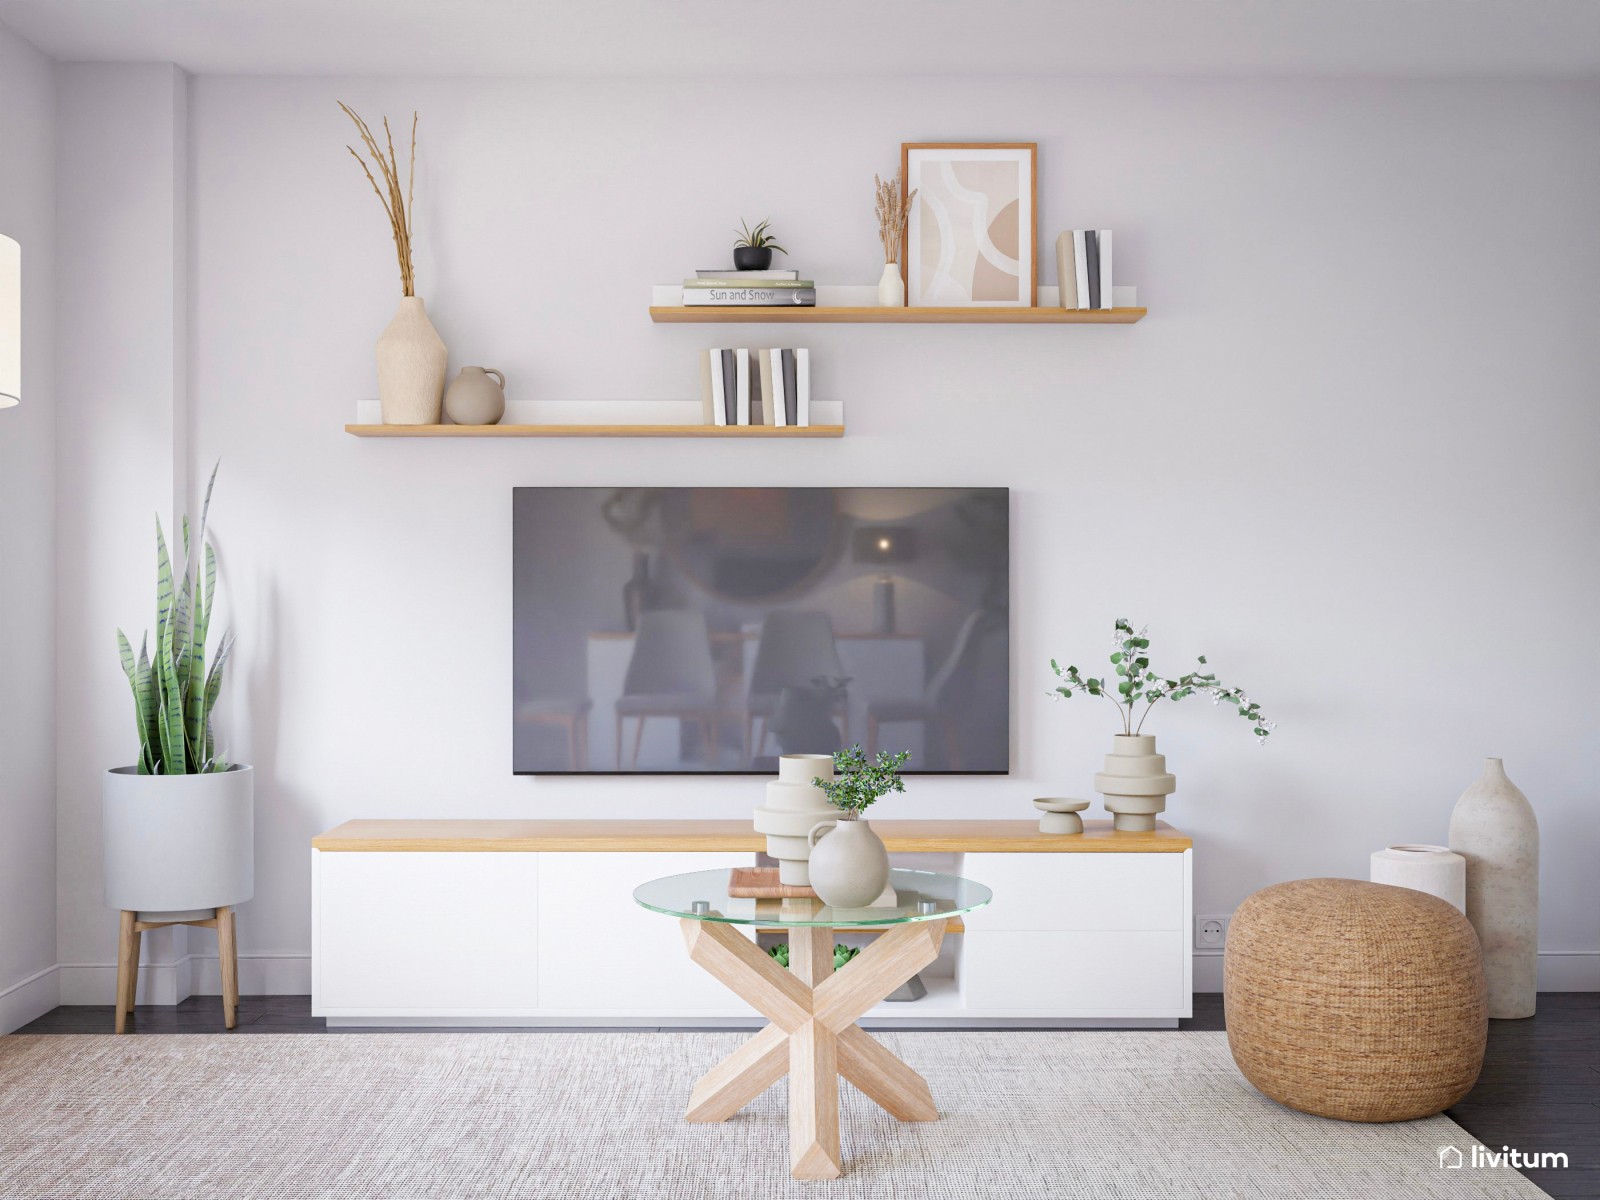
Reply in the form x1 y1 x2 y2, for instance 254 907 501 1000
1095 734 1177 832
375 295 447 424
806 816 890 908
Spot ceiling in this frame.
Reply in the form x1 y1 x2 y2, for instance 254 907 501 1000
2 0 1598 78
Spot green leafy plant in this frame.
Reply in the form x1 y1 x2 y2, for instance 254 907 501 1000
1050 618 1274 743
115 463 235 774
768 943 860 971
734 218 787 253
813 745 910 818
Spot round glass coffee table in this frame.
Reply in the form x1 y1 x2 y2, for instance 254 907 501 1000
635 868 992 1181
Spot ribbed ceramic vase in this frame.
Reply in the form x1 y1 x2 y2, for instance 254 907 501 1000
806 816 890 908
1449 758 1539 1018
1095 734 1177 832
375 295 447 424
752 754 837 885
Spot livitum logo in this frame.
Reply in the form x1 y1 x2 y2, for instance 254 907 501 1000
1437 1144 1570 1170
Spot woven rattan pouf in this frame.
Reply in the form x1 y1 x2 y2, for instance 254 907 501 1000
1224 877 1487 1122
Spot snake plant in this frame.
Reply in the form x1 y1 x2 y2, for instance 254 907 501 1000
115 462 234 774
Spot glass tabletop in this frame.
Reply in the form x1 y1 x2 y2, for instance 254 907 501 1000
633 868 991 928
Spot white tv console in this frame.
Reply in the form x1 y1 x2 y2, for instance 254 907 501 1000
311 819 1193 1028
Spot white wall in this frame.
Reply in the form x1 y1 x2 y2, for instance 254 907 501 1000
55 72 1600 997
0 21 59 1032
54 63 193 1005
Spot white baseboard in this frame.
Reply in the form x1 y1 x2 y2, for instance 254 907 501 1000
56 952 313 1006
1191 950 1600 994
0 964 61 1033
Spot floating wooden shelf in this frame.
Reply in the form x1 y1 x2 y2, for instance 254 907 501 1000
649 305 1146 325
344 423 844 439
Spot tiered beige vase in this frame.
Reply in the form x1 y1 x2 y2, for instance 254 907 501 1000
375 296 447 424
1449 757 1539 1018
753 754 837 886
1094 734 1177 832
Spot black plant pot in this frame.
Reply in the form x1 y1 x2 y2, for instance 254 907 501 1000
733 246 773 271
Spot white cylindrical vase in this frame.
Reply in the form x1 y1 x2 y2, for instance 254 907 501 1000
1094 734 1177 832
1370 844 1467 913
103 765 254 921
1449 757 1539 1019
752 754 837 885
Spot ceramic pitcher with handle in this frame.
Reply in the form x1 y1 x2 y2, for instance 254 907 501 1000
444 366 506 425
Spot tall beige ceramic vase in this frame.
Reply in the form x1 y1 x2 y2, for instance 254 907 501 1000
376 296 447 424
1449 757 1539 1018
1095 734 1177 832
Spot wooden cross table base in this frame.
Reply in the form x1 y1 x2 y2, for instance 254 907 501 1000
679 917 946 1181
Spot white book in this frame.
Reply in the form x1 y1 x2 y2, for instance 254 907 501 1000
795 348 810 427
734 349 751 425
1072 231 1090 311
1055 232 1078 310
1097 230 1113 310
707 349 727 426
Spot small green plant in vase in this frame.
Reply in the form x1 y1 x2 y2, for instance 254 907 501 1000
804 746 909 908
733 218 786 271
1050 618 1274 831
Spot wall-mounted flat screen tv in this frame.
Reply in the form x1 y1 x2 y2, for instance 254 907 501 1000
513 487 1009 775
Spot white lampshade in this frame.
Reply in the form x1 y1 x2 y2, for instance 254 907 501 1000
0 234 18 408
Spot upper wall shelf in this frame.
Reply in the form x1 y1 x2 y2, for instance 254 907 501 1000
344 423 842 439
649 305 1146 325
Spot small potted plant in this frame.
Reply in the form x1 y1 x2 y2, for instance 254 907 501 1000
733 218 786 271
104 464 252 949
806 746 909 907
1050 619 1272 830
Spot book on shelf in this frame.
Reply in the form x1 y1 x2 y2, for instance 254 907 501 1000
1058 229 1113 310
702 348 755 425
734 348 751 425
682 286 817 307
694 268 800 281
758 349 785 427
701 349 725 426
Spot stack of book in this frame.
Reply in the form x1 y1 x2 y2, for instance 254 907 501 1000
683 269 816 308
700 348 811 426
1055 230 1114 310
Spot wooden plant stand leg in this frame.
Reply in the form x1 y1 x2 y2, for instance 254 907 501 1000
115 910 140 1034
679 917 946 1180
215 905 239 1030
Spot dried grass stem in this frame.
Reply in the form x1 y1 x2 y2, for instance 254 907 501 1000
874 171 916 266
340 102 419 296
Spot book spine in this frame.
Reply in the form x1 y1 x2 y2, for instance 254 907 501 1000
1097 230 1113 310
708 350 726 426
1055 231 1077 310
1073 231 1090 311
684 280 814 289
700 351 715 424
735 349 751 425
720 349 736 425
681 287 818 306
769 349 787 426
795 349 810 427
782 350 798 426
1085 230 1101 310
694 269 800 280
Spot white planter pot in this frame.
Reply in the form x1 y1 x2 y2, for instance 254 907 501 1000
103 766 254 921
1094 734 1177 832
375 295 447 424
752 754 837 885
1449 757 1539 1018
806 817 889 908
1369 844 1467 913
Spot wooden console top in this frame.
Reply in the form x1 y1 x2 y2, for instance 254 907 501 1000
311 818 1191 853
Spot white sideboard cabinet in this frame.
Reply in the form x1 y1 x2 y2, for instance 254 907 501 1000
311 819 1192 1027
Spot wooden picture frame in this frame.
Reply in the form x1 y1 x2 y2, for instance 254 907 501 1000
901 142 1037 308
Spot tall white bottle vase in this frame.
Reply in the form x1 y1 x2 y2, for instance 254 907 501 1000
877 263 905 308
1094 734 1177 832
753 754 837 886
375 295 447 424
1449 757 1539 1018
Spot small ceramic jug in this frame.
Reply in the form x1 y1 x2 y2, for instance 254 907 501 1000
444 366 506 425
806 817 890 908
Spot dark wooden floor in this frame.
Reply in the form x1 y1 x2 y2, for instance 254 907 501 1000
16 993 1597 1198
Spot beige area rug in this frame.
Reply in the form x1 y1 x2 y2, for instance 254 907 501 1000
0 1031 1545 1200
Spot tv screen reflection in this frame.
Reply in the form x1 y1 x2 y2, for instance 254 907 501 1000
512 487 1008 774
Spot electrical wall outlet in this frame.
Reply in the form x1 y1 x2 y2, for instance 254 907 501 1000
1196 915 1230 950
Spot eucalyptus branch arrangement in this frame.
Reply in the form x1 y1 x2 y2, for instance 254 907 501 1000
734 218 786 253
115 462 234 775
339 102 418 296
813 745 911 819
1050 618 1275 743
873 172 916 266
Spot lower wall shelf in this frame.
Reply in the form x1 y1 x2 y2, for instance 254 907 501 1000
344 423 843 439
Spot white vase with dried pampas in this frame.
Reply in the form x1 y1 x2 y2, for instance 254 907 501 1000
342 102 446 425
874 172 915 308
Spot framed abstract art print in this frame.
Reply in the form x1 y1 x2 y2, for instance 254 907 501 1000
901 142 1037 307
